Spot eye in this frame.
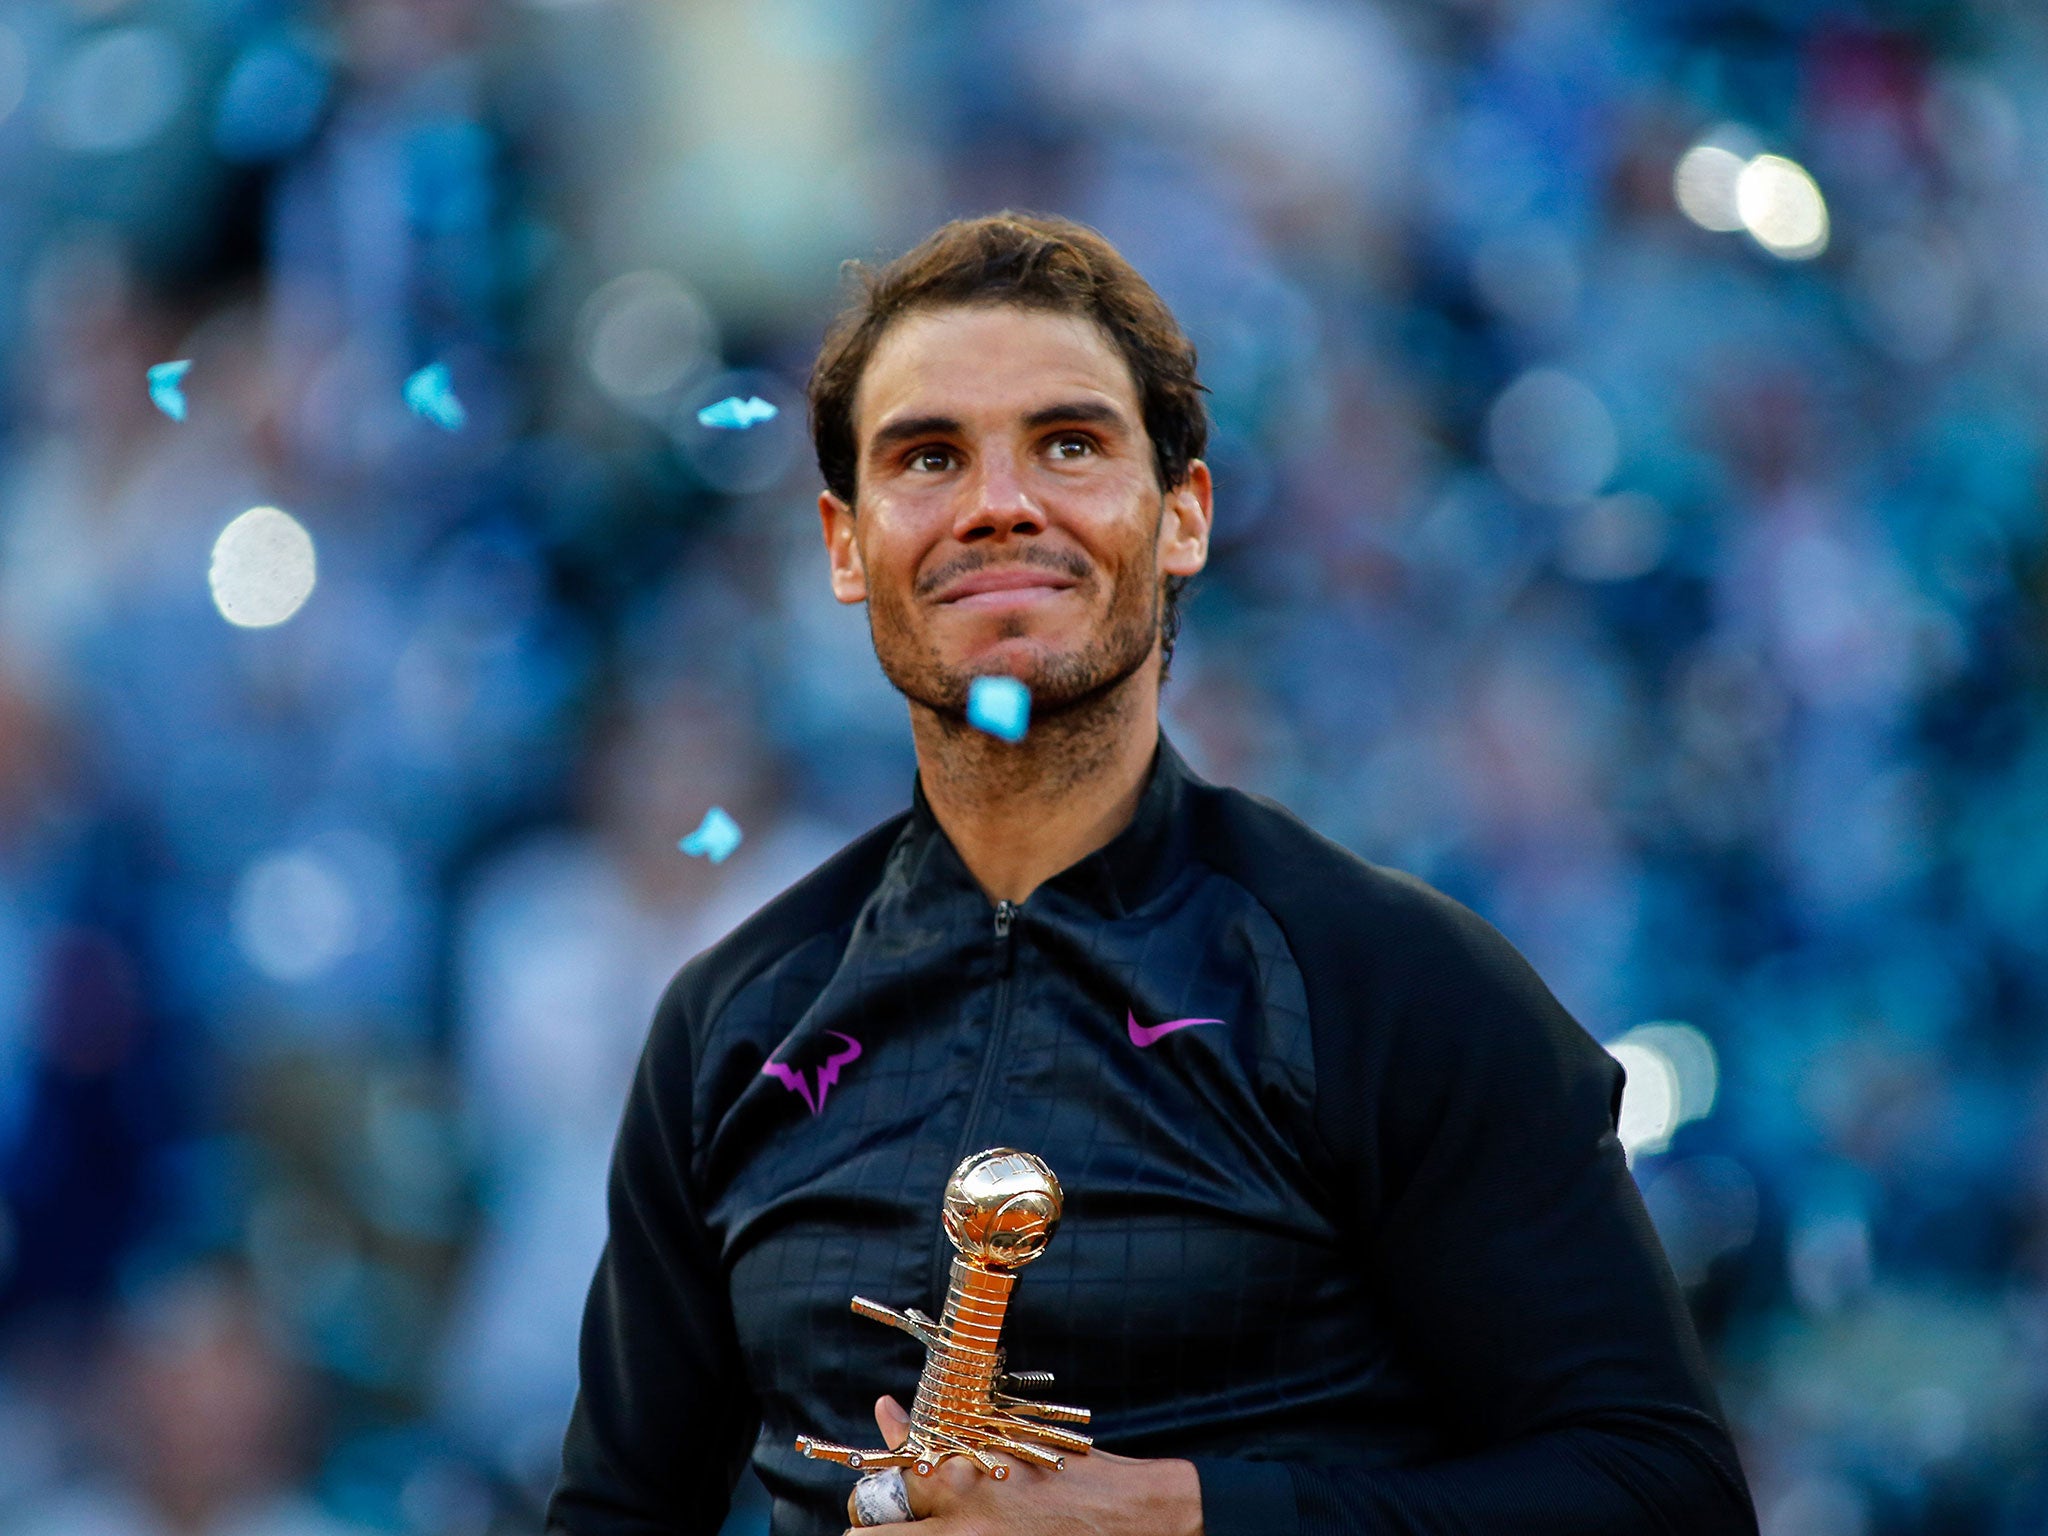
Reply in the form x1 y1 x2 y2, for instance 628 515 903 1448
907 446 956 473
1047 433 1096 461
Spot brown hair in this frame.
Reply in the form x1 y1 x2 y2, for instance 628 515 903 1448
807 211 1208 671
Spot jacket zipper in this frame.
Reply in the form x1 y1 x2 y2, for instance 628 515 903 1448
930 900 1018 1303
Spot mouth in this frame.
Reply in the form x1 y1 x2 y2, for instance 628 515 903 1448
933 568 1080 609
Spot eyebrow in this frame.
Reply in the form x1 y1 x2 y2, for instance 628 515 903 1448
864 400 1133 461
866 414 961 459
1021 399 1129 434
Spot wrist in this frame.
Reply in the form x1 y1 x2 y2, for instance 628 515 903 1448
1146 1457 1204 1536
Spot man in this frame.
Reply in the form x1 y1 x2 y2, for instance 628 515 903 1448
547 213 1758 1536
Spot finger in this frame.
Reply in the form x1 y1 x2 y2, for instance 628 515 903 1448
875 1394 912 1451
921 1453 985 1510
846 1466 925 1528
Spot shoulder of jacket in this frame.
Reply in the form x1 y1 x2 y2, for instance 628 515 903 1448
1185 778 1491 977
1183 780 1610 1194
652 808 913 1051
1183 777 1581 1076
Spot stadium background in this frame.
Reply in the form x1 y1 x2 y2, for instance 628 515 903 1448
1 0 2046 1532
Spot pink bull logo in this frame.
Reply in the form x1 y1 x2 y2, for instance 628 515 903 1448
761 1030 863 1116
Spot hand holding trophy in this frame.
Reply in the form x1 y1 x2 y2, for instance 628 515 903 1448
796 1148 1092 1523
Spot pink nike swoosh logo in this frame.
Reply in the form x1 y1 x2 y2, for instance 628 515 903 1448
1126 1009 1226 1048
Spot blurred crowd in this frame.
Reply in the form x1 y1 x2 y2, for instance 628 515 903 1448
1 0 2046 1532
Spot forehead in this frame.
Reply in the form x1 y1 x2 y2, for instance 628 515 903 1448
854 304 1142 442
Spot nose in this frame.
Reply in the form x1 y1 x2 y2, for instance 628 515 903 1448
951 446 1047 545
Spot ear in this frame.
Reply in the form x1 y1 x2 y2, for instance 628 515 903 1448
820 489 867 604
1158 460 1213 579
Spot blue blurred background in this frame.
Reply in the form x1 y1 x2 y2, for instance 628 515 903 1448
1 0 2045 1532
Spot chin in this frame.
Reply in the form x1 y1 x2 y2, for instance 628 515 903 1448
947 631 1069 683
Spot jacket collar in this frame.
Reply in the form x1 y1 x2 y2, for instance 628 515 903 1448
904 730 1197 921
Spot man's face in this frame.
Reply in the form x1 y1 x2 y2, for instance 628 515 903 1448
819 304 1211 719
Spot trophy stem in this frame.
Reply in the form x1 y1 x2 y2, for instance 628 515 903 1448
794 1148 1091 1480
909 1258 1014 1452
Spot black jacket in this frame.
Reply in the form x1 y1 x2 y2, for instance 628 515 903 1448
548 735 1757 1536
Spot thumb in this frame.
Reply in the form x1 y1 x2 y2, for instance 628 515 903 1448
875 1394 912 1450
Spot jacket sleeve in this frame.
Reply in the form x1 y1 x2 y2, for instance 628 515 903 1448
1191 870 1756 1536
547 974 760 1535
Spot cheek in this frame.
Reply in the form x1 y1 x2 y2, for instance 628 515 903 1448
1104 503 1167 583
861 500 945 579
846 543 904 608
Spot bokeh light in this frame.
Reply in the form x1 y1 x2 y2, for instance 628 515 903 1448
1486 368 1619 506
208 506 318 628
232 847 360 983
1607 1038 1681 1160
1737 153 1830 260
1674 132 1829 262
1557 494 1670 582
42 26 186 155
1619 1021 1719 1128
1672 138 1750 233
579 271 718 404
1605 1022 1722 1165
212 37 330 163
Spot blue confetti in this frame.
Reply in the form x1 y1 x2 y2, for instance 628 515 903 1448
967 676 1031 742
404 363 467 431
696 395 778 430
679 805 743 863
148 360 192 422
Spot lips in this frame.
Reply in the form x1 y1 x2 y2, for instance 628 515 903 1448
934 567 1077 605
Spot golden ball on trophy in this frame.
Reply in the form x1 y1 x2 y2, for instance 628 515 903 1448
941 1148 1063 1268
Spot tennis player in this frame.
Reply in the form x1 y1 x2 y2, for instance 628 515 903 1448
547 213 1758 1536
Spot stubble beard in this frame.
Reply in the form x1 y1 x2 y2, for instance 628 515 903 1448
865 517 1165 747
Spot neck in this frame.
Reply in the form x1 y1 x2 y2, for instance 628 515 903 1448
910 655 1162 906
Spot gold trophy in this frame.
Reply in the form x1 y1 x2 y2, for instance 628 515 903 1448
796 1148 1093 1481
